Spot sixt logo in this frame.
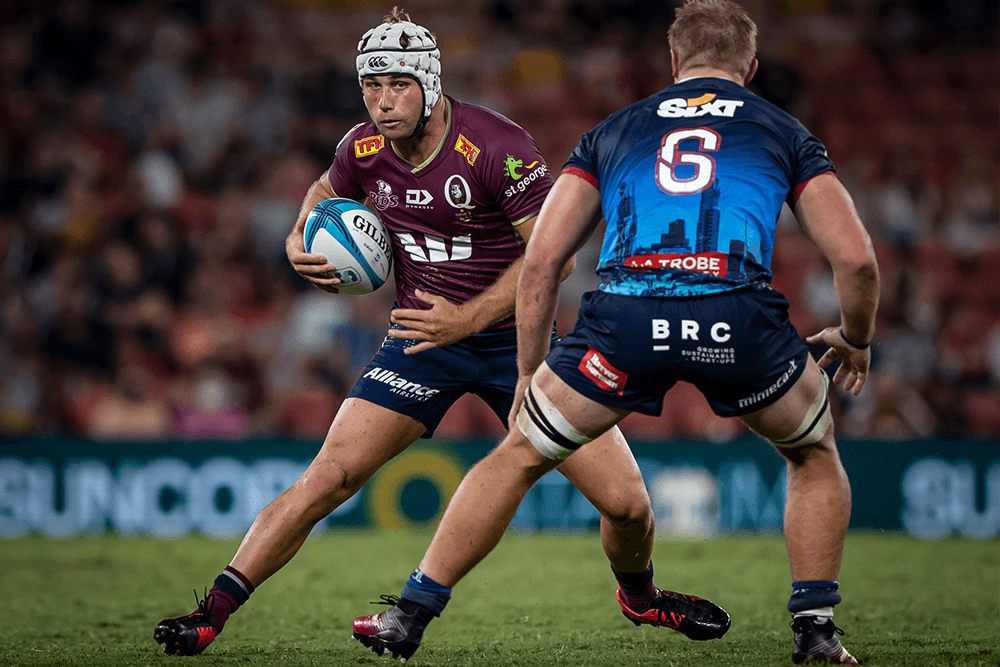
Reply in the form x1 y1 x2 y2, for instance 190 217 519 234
657 93 745 119
355 134 385 157
363 367 441 399
367 55 390 70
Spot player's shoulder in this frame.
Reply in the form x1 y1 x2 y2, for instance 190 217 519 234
334 120 387 161
450 97 535 146
694 78 805 130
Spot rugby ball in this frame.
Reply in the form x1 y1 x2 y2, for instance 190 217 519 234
304 198 392 294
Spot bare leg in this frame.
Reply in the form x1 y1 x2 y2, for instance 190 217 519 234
389 364 727 655
420 363 638 586
557 426 654 574
232 399 426 585
777 437 851 581
156 399 427 656
740 357 851 581
418 429 558 586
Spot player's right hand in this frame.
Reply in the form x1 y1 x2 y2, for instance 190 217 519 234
286 246 343 294
508 373 532 429
805 327 871 396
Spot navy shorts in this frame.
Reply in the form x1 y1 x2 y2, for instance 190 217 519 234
545 286 809 418
347 322 559 438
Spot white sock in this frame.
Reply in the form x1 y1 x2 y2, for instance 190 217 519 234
794 606 834 621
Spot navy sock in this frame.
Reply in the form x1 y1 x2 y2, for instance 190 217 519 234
208 566 255 632
612 563 656 613
788 580 842 613
400 568 451 617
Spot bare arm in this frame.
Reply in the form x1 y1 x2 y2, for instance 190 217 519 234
794 172 881 394
517 174 603 378
285 171 343 293
389 214 578 354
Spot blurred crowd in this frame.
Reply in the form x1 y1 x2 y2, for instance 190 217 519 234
0 0 997 443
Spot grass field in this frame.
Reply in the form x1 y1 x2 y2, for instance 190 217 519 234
1 531 996 666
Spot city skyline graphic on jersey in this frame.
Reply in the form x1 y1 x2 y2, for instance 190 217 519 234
606 178 759 295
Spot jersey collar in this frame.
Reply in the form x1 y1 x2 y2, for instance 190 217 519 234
392 96 453 174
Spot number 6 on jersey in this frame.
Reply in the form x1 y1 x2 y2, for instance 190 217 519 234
656 128 720 195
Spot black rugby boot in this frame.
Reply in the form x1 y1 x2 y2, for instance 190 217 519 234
791 615 858 664
352 595 435 664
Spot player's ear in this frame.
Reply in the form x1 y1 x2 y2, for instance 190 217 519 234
670 50 680 80
743 58 758 86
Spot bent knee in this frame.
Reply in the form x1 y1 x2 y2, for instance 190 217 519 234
294 461 367 509
600 486 653 527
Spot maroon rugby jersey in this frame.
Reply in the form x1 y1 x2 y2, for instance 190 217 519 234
327 96 552 331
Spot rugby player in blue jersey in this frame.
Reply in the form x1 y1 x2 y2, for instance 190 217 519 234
353 0 879 664
154 7 729 657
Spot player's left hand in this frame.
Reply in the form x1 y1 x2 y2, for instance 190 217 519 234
806 326 871 396
388 289 478 355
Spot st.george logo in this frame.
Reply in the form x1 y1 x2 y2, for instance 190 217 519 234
503 154 538 180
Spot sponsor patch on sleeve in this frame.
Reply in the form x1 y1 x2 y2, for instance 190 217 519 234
455 134 480 165
355 134 385 158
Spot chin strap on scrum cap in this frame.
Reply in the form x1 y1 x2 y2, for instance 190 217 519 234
356 19 441 136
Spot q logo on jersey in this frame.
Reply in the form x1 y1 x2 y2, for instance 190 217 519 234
445 174 475 210
657 93 745 118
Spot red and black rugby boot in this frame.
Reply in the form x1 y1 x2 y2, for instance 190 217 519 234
617 587 731 641
154 592 218 655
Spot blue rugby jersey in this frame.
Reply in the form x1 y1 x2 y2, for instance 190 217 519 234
563 77 834 297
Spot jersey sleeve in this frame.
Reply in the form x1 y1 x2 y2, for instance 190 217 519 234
327 124 368 202
788 121 836 204
562 128 600 189
481 122 553 226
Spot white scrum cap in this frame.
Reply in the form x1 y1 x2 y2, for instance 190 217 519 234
356 18 442 121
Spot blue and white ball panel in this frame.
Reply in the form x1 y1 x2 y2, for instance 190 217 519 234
304 198 392 295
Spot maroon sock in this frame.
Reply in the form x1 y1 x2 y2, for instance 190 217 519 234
612 563 656 613
208 566 255 633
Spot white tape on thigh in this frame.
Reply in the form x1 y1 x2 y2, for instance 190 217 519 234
770 372 832 448
516 376 592 461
